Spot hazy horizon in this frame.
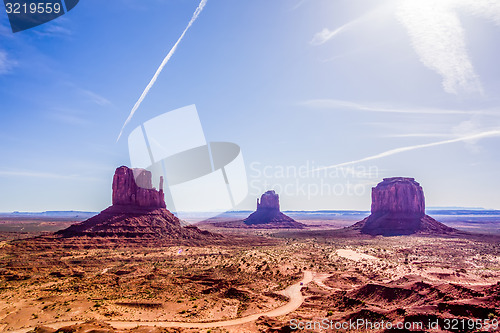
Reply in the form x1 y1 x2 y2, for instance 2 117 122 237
3 206 500 215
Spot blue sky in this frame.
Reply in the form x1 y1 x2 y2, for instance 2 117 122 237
1 0 500 212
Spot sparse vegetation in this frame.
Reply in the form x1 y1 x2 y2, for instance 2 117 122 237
0 228 498 332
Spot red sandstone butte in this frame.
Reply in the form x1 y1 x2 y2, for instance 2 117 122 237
351 177 455 236
244 190 305 229
112 166 166 208
371 177 425 215
57 166 217 241
258 190 281 210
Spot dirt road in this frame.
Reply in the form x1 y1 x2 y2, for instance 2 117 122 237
11 271 313 332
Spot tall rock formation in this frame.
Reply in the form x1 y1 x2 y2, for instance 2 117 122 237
57 166 218 243
244 190 305 229
257 190 281 211
351 177 455 236
112 166 166 208
371 177 425 216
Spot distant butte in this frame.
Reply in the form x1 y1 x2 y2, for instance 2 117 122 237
56 166 219 243
350 177 456 236
243 191 305 229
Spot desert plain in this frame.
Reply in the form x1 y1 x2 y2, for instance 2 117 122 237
0 213 498 333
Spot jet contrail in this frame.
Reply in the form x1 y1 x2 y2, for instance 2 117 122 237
310 130 500 173
117 0 208 142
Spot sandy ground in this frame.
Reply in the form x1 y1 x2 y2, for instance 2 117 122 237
8 271 314 332
336 249 378 261
1 233 499 332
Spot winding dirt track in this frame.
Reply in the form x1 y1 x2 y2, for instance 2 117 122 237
11 271 314 332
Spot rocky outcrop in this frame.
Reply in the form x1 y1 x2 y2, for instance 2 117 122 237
57 166 218 242
258 190 280 211
351 177 455 236
371 178 425 215
57 205 212 240
112 166 166 208
243 191 305 229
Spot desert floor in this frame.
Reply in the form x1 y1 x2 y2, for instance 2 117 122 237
0 224 499 333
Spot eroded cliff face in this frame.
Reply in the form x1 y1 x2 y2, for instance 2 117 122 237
57 166 219 242
257 190 280 211
244 190 304 228
112 166 166 209
350 177 455 236
371 178 425 216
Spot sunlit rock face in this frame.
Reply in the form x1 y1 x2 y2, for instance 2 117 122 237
112 166 166 209
244 191 304 228
352 177 455 236
257 190 280 211
57 166 219 242
371 178 425 216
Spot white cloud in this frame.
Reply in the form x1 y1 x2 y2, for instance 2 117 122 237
455 0 500 24
0 50 16 74
290 0 308 11
310 4 394 47
383 133 454 138
451 119 488 153
311 25 348 46
310 18 361 46
0 23 12 36
79 89 111 106
48 112 89 126
396 0 500 95
34 24 72 37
